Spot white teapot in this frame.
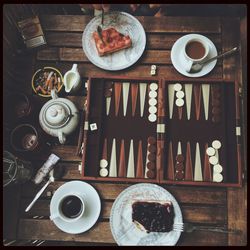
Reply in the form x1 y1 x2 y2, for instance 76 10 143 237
39 89 79 144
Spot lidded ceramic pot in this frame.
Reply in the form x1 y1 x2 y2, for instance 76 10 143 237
39 89 79 144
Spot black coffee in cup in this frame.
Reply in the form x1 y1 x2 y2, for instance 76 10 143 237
61 195 83 219
185 41 206 59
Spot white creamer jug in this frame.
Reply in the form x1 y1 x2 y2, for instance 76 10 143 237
63 64 81 93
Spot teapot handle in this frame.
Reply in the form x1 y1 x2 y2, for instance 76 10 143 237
58 131 66 144
51 89 58 100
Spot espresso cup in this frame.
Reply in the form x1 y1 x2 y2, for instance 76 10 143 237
183 38 209 72
50 193 85 222
10 124 40 152
4 93 33 123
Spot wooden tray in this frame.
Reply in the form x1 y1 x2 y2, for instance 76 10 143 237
81 76 242 187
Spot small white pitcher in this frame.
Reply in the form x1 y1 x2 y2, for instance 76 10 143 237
63 64 81 93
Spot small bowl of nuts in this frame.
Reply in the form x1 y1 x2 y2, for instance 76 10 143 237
32 67 63 97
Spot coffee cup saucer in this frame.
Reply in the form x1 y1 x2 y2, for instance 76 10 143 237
171 34 218 77
50 181 101 234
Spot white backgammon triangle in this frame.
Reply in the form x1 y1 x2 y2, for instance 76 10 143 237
215 149 219 162
139 83 147 117
123 82 130 116
177 141 182 155
144 143 150 178
184 84 193 120
168 84 175 119
106 97 111 116
109 138 117 177
202 84 210 120
127 139 135 178
194 142 203 181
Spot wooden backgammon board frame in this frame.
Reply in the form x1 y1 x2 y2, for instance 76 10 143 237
81 76 242 188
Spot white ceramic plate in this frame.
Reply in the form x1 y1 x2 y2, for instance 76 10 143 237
171 34 218 77
82 11 146 71
110 183 183 246
50 181 101 234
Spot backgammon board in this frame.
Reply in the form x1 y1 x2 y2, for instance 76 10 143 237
81 76 242 187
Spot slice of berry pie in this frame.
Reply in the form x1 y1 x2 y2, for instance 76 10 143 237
132 200 174 233
93 27 132 56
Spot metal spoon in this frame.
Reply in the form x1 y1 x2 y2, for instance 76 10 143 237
190 47 238 73
25 170 55 212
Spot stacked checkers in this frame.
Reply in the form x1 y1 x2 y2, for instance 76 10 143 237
99 159 109 177
206 140 223 182
174 83 185 107
146 136 156 178
175 154 185 180
211 85 221 123
148 83 158 122
150 65 157 75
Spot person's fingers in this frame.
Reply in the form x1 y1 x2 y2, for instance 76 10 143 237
130 4 140 12
102 4 111 12
149 4 162 9
154 8 166 17
79 4 94 10
92 4 103 10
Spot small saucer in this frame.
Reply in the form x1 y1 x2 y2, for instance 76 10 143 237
50 181 101 234
171 34 218 77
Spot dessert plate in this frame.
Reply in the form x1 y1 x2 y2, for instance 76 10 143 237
110 183 183 246
50 181 101 234
82 11 146 71
171 34 218 77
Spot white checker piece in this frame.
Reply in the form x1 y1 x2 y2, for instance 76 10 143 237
176 90 185 99
99 168 108 177
174 83 182 91
100 159 108 168
149 90 157 98
150 83 158 91
212 140 221 149
213 173 223 182
148 113 157 122
149 106 157 114
175 98 184 107
213 164 223 173
149 98 157 106
209 156 218 165
206 147 216 156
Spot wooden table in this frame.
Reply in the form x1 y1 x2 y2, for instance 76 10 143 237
6 14 247 246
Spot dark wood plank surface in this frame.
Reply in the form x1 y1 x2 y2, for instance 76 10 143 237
40 15 221 33
12 14 246 246
18 180 229 245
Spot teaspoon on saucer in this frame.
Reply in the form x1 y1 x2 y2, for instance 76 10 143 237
188 47 238 73
25 170 55 212
25 166 65 212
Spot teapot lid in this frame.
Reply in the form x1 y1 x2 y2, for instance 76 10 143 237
43 102 71 128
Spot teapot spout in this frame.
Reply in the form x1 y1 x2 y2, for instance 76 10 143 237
51 89 58 99
71 63 78 73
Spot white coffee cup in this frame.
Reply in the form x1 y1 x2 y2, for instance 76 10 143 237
183 38 209 72
50 193 85 222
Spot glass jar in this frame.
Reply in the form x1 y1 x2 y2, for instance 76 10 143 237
3 150 33 187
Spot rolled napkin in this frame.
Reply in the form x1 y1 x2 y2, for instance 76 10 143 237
33 154 60 184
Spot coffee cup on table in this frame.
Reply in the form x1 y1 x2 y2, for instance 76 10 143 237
50 193 85 222
183 37 209 72
10 124 41 153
